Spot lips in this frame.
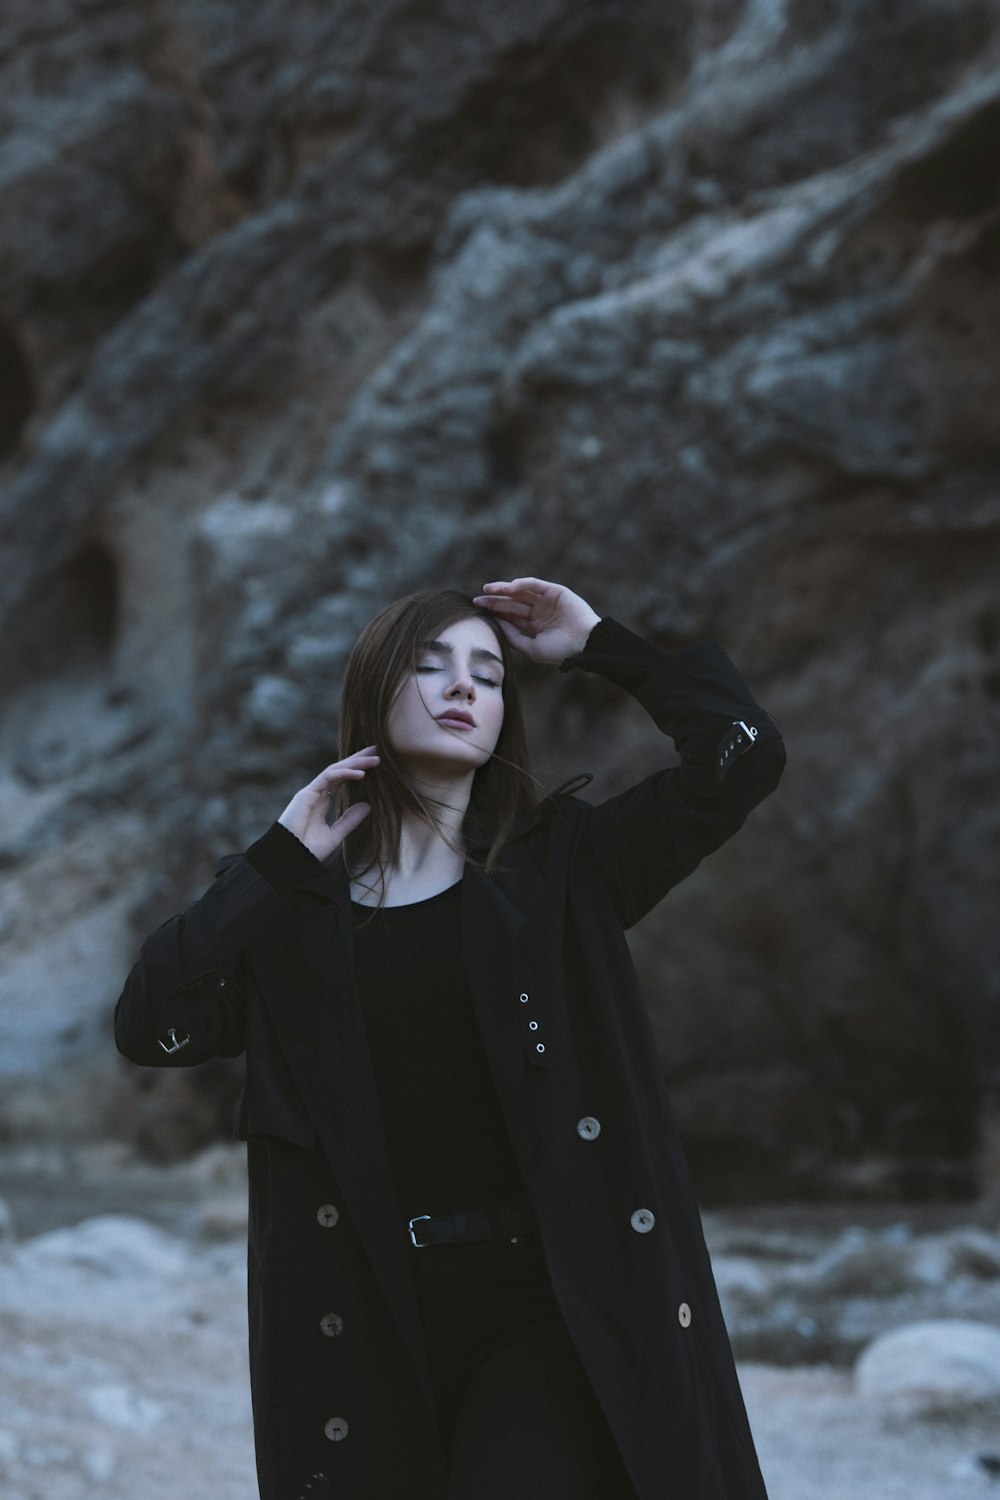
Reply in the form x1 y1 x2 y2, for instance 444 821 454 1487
436 710 475 728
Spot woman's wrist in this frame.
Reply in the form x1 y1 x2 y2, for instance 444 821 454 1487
565 613 602 660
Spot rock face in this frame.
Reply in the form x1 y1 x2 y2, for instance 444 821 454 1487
1 0 998 1193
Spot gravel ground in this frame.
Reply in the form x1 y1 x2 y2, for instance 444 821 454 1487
745 1365 1000 1500
1 1143 999 1500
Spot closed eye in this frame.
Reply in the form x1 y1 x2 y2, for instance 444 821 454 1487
416 666 501 688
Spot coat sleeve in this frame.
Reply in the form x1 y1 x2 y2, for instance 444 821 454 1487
113 822 330 1067
557 616 786 929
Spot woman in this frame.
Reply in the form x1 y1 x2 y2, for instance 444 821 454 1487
114 575 785 1500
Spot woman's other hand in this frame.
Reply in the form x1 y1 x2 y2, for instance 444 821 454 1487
473 578 601 665
277 746 380 861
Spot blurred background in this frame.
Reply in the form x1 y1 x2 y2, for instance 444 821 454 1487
1 1 999 1496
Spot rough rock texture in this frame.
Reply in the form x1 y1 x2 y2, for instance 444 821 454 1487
711 1210 1000 1366
1 0 999 1194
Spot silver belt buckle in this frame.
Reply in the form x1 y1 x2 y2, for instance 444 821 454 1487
408 1214 431 1247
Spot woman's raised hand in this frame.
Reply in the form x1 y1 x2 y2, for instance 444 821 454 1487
277 746 380 862
472 578 601 665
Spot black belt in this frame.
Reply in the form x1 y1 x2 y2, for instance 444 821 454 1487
408 1197 538 1248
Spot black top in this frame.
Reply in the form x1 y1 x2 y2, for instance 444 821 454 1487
350 880 527 1220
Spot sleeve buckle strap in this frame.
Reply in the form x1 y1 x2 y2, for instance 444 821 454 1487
715 720 758 781
158 1027 191 1055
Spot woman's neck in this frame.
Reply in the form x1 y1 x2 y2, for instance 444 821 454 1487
349 791 469 906
395 811 466 877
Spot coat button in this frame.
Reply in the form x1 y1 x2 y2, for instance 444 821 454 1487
519 993 529 1003
320 1312 344 1337
678 1302 692 1328
316 1204 340 1228
576 1116 601 1140
324 1416 349 1441
630 1208 655 1233
528 1020 539 1030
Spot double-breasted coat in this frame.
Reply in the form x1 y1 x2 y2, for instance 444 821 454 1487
114 616 786 1500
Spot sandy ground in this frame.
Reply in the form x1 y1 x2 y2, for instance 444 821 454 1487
1 1143 999 1500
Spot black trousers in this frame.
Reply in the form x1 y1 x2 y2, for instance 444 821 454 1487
411 1227 638 1500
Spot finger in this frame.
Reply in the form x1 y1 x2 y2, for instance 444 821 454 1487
325 773 365 798
329 801 371 842
486 614 538 651
475 602 543 642
485 577 554 595
311 767 366 791
478 584 538 604
308 761 379 795
322 751 381 777
510 576 555 591
472 594 534 618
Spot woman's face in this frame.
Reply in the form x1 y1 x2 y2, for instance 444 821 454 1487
385 615 506 778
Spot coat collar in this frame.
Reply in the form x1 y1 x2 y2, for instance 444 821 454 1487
275 771 593 911
284 841 537 927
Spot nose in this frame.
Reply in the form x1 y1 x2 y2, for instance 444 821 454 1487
445 668 476 701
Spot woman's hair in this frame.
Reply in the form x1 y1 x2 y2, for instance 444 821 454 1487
337 588 540 904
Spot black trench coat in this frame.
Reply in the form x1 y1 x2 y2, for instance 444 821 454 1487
114 616 786 1500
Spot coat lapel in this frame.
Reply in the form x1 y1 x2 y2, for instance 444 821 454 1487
458 840 560 1188
246 838 552 1420
248 861 434 1411
459 850 540 1190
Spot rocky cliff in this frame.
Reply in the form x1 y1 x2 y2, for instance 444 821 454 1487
1 0 998 1198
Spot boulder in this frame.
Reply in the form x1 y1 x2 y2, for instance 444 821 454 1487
24 1214 191 1280
856 1319 1000 1415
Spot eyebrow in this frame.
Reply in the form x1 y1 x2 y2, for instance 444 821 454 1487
417 638 504 671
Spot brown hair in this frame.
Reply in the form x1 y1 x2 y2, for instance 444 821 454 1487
336 588 540 908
